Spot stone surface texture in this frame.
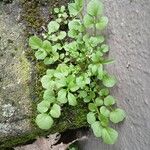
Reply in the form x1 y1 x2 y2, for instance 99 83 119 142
79 0 150 150
0 0 33 143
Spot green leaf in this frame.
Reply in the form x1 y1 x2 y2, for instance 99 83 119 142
76 76 86 89
54 7 59 13
83 96 90 103
68 3 79 16
99 88 109 96
52 43 62 51
87 0 103 16
48 21 60 34
37 101 50 113
68 0 83 16
87 112 96 125
46 69 55 76
50 104 61 118
68 19 83 32
41 75 55 89
110 108 126 123
57 89 67 104
36 114 53 130
96 16 108 30
101 44 109 53
90 36 103 47
75 0 83 9
55 78 67 89
58 31 66 40
29 36 42 50
54 72 64 79
43 89 55 103
44 52 59 65
88 103 96 112
57 64 69 76
79 90 87 98
35 49 47 60
88 64 97 75
91 121 102 138
95 97 103 106
44 57 54 65
49 34 58 41
102 75 117 87
97 64 103 79
60 5 65 12
104 95 116 106
102 127 118 144
99 114 109 127
42 40 52 53
68 92 77 106
83 14 94 28
101 59 115 65
100 106 110 117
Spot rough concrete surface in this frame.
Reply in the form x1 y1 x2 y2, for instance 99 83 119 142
78 0 150 150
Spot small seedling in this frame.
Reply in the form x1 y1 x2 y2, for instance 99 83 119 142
29 0 126 145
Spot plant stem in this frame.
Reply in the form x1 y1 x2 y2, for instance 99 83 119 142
94 17 97 36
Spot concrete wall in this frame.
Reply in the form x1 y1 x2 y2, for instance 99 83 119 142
79 0 150 149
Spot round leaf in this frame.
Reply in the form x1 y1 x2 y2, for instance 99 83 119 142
95 98 103 106
43 89 55 103
50 104 61 118
29 36 42 49
42 40 52 53
54 7 59 13
79 90 87 98
91 121 102 138
37 101 50 113
57 89 67 104
87 0 103 16
35 49 47 60
102 75 117 87
102 127 118 144
100 106 110 117
48 21 60 34
88 103 96 112
96 16 108 30
36 114 53 130
101 44 109 53
99 88 109 96
41 75 55 89
83 14 94 28
68 92 77 106
58 31 66 40
87 112 96 125
110 108 126 123
104 95 116 106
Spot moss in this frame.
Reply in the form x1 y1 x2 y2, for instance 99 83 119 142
0 0 88 148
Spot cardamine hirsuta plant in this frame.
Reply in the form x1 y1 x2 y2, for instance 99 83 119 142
29 0 126 144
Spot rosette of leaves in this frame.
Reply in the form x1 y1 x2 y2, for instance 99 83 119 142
29 0 126 145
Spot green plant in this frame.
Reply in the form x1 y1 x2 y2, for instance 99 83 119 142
29 0 126 145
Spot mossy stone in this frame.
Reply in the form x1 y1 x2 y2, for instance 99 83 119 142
0 0 87 148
